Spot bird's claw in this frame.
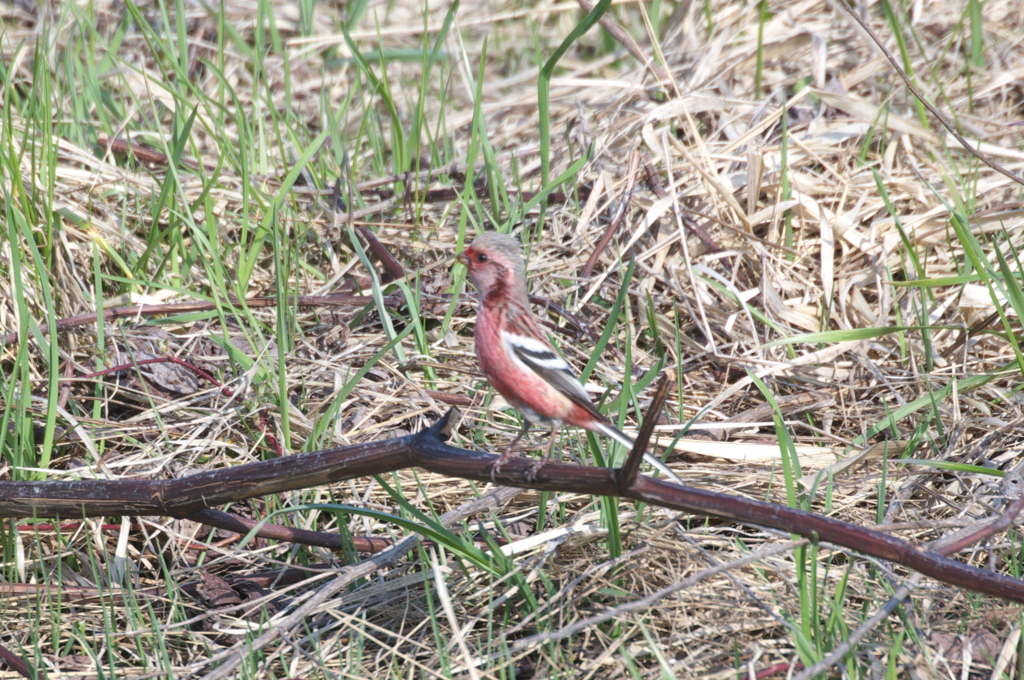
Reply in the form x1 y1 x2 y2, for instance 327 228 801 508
524 458 547 484
490 452 549 483
490 451 514 482
489 459 504 482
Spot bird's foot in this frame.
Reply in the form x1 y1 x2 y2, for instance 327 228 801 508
489 450 518 482
524 456 550 484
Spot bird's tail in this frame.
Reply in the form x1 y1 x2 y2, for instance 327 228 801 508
591 421 682 486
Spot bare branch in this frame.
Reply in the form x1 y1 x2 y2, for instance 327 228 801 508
2 408 1024 604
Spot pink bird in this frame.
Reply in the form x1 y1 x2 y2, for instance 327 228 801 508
457 231 681 483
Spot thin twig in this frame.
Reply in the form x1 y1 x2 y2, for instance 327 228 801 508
832 0 1024 187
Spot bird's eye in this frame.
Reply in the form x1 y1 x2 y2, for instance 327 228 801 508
475 253 488 263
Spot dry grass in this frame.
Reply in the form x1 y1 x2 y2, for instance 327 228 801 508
2 0 1024 678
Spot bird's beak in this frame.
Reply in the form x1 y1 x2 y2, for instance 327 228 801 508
456 251 469 267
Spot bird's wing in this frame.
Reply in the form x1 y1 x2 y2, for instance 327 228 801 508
503 331 605 420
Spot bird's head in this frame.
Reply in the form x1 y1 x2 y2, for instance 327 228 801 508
456 232 526 296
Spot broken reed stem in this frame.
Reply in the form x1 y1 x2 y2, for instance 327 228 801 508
619 374 670 488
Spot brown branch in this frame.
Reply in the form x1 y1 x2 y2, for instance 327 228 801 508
98 133 216 173
928 492 1024 556
80 356 223 390
2 409 1023 604
329 171 407 285
188 508 394 553
422 389 478 407
189 507 502 553
354 225 406 283
0 642 34 680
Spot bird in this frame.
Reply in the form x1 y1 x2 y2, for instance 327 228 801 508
456 231 682 485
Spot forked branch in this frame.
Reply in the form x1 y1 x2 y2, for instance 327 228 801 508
2 401 1024 603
